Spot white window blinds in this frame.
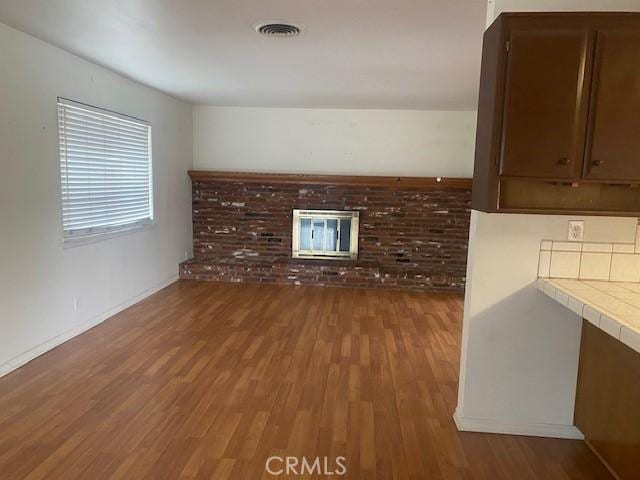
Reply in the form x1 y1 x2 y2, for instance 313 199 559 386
57 98 153 239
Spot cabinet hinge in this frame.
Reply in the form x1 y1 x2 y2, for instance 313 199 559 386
505 40 510 52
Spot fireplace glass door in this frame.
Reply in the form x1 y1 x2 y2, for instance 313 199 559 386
292 210 359 259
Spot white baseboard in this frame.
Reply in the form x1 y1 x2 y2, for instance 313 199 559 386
0 274 179 378
453 409 584 440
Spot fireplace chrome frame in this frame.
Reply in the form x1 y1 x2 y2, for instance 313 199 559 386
292 209 359 260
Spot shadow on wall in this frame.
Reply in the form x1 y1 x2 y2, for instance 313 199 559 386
462 282 582 426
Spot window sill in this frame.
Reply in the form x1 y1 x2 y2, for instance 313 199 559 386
62 221 155 249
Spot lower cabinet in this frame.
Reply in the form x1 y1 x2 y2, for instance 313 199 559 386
574 320 640 480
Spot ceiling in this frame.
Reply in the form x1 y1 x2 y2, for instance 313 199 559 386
0 0 487 110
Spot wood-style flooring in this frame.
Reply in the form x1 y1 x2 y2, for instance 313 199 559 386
0 281 612 479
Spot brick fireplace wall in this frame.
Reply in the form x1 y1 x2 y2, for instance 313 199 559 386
180 172 472 292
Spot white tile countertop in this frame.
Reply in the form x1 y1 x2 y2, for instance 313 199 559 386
538 278 640 354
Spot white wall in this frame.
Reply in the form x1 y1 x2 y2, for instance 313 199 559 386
456 0 640 438
0 23 193 375
194 106 477 177
456 213 638 437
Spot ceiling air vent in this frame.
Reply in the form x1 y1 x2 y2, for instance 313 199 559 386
255 22 302 37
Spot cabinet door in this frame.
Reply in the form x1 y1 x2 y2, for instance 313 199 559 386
584 30 640 181
499 29 590 178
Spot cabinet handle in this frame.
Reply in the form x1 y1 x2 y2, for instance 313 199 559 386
557 157 570 166
592 160 604 167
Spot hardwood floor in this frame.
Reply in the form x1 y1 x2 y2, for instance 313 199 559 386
0 281 611 479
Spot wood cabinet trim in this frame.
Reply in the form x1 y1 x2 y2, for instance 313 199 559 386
187 170 473 189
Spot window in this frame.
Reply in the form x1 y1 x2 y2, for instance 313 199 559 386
292 209 359 259
57 98 153 240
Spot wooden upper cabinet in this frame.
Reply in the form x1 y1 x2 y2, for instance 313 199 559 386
472 13 640 216
584 29 640 181
500 28 590 179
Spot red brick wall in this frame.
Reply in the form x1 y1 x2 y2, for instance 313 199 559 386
180 179 471 292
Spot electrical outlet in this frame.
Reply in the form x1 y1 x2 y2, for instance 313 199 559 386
568 220 585 242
